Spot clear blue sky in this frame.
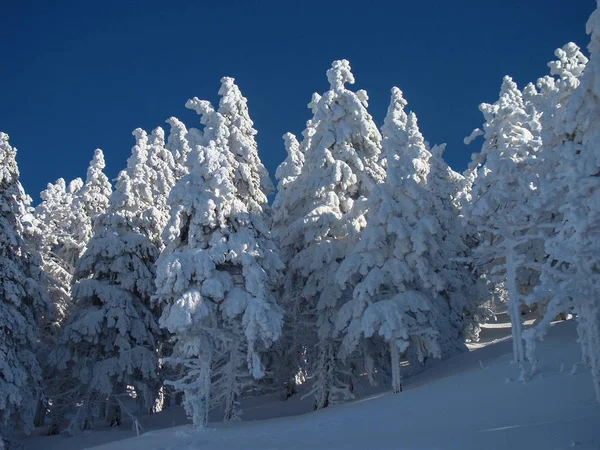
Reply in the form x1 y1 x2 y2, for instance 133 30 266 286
1 0 593 203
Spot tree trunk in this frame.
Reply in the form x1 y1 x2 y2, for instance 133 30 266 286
222 339 240 421
506 243 525 363
105 383 125 427
390 340 402 394
33 395 47 427
364 343 377 387
313 340 332 410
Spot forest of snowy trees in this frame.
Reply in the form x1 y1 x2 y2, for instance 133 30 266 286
1 3 600 448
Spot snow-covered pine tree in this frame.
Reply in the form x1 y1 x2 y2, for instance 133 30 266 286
426 143 491 351
520 43 588 368
50 130 163 433
0 133 49 446
146 126 178 249
71 148 112 254
156 95 283 427
464 76 542 368
273 93 322 264
217 77 274 205
35 177 83 325
269 132 307 398
535 2 600 401
278 60 386 408
270 94 325 398
336 87 452 394
32 177 86 432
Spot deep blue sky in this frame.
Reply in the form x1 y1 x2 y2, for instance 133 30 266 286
1 0 594 203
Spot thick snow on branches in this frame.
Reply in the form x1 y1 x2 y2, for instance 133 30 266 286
0 133 49 443
156 79 283 426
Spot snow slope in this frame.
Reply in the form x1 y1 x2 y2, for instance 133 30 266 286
24 317 600 450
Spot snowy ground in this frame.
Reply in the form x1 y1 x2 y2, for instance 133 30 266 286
23 316 600 450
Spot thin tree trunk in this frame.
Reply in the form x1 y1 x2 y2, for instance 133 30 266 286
364 343 377 387
313 340 332 410
390 341 402 394
506 243 524 363
223 339 240 421
33 395 47 427
106 383 125 427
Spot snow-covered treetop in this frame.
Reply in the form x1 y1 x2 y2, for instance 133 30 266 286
303 60 385 199
467 76 542 222
186 79 273 214
217 76 274 200
326 59 355 92
0 133 37 237
275 133 303 192
427 143 470 212
0 132 28 226
166 116 192 177
75 148 112 220
479 76 538 160
382 87 431 186
110 129 152 214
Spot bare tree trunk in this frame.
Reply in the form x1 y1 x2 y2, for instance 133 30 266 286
506 243 525 363
105 383 125 427
33 395 47 427
390 340 402 394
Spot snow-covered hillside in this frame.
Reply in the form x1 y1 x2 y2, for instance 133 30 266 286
22 317 600 450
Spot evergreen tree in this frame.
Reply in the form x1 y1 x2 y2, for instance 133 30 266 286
336 88 463 394
50 131 162 433
464 76 542 368
71 149 112 254
535 2 600 401
0 133 49 445
146 126 178 249
33 177 85 432
426 143 491 351
35 177 83 325
278 60 385 409
217 77 274 203
156 96 283 427
270 95 323 398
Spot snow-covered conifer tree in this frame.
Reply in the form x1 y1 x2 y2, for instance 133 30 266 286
519 43 588 365
146 126 178 249
533 2 600 401
336 88 451 394
156 96 283 427
71 149 112 253
35 178 83 325
278 60 385 408
426 143 491 348
464 76 542 367
50 131 163 432
0 133 49 445
217 77 274 205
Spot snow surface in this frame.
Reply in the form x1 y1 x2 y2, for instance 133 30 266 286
22 316 600 450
